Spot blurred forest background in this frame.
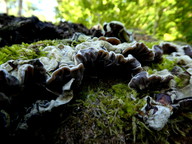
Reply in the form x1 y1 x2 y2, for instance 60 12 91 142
0 0 192 44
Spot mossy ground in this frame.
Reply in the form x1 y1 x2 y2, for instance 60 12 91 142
1 39 192 144
54 79 192 144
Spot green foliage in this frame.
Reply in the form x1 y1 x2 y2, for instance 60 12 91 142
2 0 39 18
56 0 192 44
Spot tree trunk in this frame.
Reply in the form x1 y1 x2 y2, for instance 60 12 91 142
4 0 9 14
18 0 23 16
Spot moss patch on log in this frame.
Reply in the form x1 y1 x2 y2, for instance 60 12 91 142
55 81 192 144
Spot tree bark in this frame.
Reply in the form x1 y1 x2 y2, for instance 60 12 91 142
18 0 23 16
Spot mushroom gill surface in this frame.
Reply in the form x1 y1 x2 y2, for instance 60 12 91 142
75 48 143 79
128 71 174 92
122 42 155 65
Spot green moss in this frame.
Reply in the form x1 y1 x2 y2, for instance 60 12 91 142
56 83 147 143
151 55 177 71
0 39 71 64
145 55 177 75
145 67 156 75
56 81 192 144
33 39 72 46
174 76 186 88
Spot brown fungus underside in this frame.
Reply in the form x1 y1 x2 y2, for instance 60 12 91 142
75 48 143 79
128 71 174 92
122 42 155 65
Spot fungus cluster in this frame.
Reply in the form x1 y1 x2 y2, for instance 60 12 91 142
75 48 142 78
0 18 192 143
1 34 192 134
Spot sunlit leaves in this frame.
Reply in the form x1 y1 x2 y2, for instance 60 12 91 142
56 0 192 44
